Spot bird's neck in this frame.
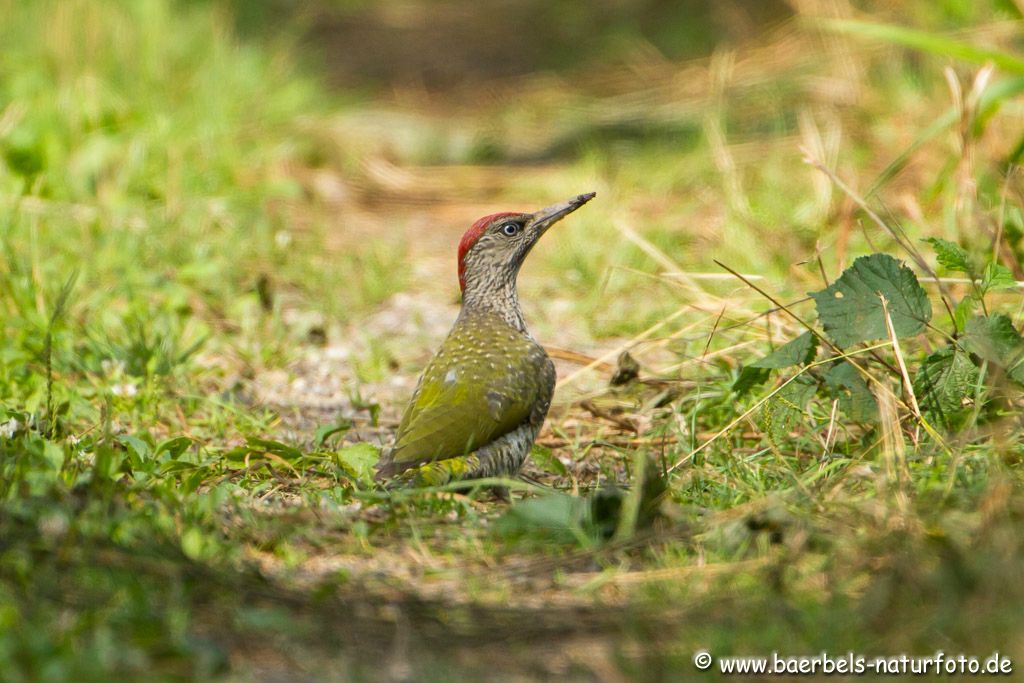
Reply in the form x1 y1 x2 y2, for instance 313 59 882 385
460 278 528 333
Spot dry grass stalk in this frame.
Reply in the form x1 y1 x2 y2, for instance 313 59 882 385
879 294 923 444
873 379 911 518
668 342 893 473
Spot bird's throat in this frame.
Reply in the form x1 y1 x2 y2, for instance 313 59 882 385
460 278 528 333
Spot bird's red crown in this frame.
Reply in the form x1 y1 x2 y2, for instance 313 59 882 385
457 211 520 292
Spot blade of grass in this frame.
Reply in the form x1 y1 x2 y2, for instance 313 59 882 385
667 341 894 473
868 77 1024 196
817 19 1024 74
880 294 923 444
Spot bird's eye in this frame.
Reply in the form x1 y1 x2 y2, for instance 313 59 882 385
499 222 520 236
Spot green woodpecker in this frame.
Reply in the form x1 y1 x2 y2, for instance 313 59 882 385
375 192 596 487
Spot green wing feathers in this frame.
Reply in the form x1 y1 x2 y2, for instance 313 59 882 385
379 316 554 476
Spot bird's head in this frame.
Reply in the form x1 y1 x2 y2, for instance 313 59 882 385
457 192 596 294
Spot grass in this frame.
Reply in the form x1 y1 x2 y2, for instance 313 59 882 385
2 0 1024 680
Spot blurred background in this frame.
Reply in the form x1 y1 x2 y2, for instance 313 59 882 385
3 0 1019 349
2 0 1024 680
3 0 1016 410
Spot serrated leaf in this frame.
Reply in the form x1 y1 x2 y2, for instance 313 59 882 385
913 346 978 431
334 442 379 483
733 366 771 395
735 332 819 396
961 314 1024 383
824 361 877 422
953 296 975 332
981 262 1017 292
760 376 816 443
810 254 932 348
753 332 819 369
925 237 970 273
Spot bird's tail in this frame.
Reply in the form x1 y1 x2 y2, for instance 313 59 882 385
380 454 483 489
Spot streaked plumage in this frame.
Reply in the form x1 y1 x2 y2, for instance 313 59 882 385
375 192 595 487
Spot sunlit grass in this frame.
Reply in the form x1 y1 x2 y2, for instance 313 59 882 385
2 0 1024 680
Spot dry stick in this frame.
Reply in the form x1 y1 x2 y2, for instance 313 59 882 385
803 151 959 331
702 307 727 360
536 433 772 449
814 242 831 288
537 436 683 448
823 399 839 454
260 450 304 481
880 294 924 446
667 343 893 473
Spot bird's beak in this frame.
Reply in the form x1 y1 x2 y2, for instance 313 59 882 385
528 192 596 236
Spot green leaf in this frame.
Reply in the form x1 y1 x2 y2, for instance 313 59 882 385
981 262 1017 293
40 439 65 470
824 361 877 422
953 296 976 333
314 420 351 448
924 237 970 274
181 527 209 561
753 332 819 369
734 332 818 396
118 434 151 460
334 443 379 483
531 444 568 477
155 435 192 460
733 366 771 395
913 346 978 431
160 460 199 474
760 376 816 443
494 493 589 544
246 437 302 460
961 314 1024 383
222 446 251 462
810 254 932 348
